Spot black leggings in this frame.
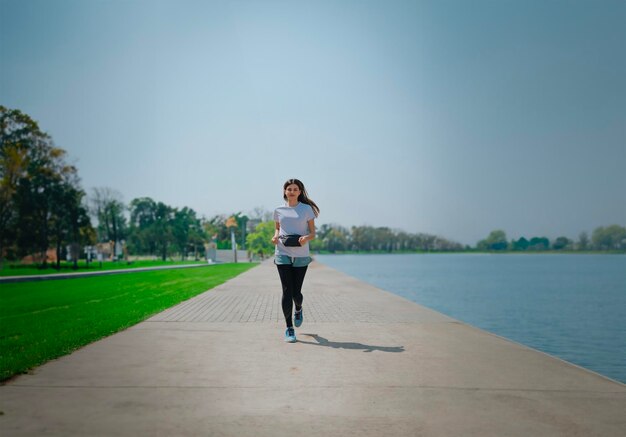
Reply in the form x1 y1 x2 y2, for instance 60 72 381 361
276 264 308 328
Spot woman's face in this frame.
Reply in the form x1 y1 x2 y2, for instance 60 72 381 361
284 183 301 201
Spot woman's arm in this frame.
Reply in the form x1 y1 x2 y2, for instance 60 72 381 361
271 221 280 245
299 219 316 245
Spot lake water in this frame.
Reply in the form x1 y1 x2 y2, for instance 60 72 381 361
315 253 626 384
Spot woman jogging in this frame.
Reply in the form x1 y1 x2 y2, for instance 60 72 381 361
272 178 320 343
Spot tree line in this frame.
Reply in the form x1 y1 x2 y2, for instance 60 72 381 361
477 228 626 252
244 222 465 257
94 190 254 261
2 106 624 269
0 106 254 268
245 223 626 257
312 224 464 252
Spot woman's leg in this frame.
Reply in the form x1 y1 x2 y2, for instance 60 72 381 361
277 264 296 327
291 266 308 311
277 264 308 327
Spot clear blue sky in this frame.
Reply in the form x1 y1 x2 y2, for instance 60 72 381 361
1 0 624 245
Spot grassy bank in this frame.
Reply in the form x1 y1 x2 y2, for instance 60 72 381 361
0 263 257 381
1 259 208 276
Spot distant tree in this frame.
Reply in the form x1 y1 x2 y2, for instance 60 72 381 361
246 221 275 257
90 187 127 251
315 224 460 253
187 220 207 261
249 206 273 222
127 197 158 255
350 226 371 251
577 231 589 251
69 196 95 268
172 207 205 260
153 202 175 260
592 225 626 250
1 107 50 265
127 197 153 255
415 233 437 251
512 237 529 251
1 106 93 268
315 223 332 243
13 145 58 263
203 215 230 249
395 231 411 251
350 226 392 251
49 173 93 269
315 224 349 252
0 107 33 267
14 131 79 265
528 237 550 251
432 236 463 251
477 230 508 251
233 212 249 249
325 227 350 252
552 236 572 251
129 197 157 228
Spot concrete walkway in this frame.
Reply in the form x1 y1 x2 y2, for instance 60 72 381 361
1 261 624 436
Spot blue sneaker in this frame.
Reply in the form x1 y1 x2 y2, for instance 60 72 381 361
294 308 303 327
285 327 296 343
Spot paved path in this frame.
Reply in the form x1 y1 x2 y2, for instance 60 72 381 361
1 261 624 436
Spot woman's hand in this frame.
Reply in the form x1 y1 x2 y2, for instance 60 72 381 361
271 236 278 245
298 235 309 245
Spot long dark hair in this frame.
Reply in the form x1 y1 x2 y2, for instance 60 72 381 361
283 178 320 217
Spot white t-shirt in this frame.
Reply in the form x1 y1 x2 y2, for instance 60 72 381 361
274 202 316 257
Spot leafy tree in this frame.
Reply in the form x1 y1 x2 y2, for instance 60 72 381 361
202 215 230 249
128 198 207 260
351 226 375 251
129 197 157 228
528 237 550 251
90 187 127 251
233 212 249 249
312 224 460 253
127 197 158 255
323 226 350 252
433 236 463 251
172 207 205 260
49 174 93 269
414 233 438 251
187 220 207 260
315 223 332 242
246 221 275 257
249 206 273 222
1 106 93 268
0 108 33 266
374 227 395 252
477 230 508 251
552 236 572 250
577 231 589 251
0 106 52 264
13 145 59 263
592 225 626 250
153 202 175 260
512 237 529 251
69 195 95 268
395 231 411 251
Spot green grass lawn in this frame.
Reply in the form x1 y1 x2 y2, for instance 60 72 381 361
1 259 208 276
0 263 257 381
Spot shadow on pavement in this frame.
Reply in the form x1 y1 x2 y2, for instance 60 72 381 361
298 333 405 353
